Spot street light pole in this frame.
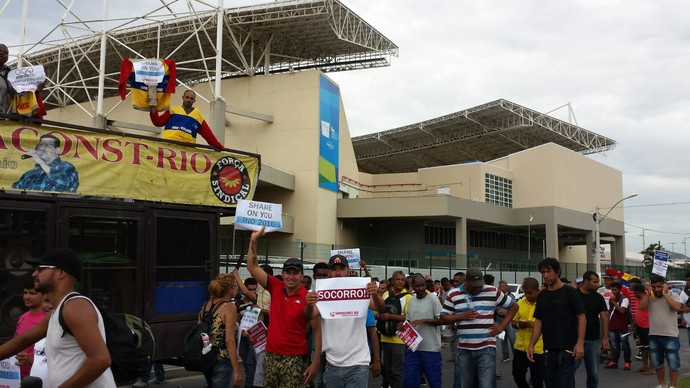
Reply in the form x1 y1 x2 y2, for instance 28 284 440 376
528 215 533 275
594 193 638 274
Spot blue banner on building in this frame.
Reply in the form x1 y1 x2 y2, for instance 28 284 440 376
318 75 340 192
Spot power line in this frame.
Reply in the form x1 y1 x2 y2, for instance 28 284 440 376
624 221 690 236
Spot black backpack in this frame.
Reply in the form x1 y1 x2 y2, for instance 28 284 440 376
58 293 155 383
376 292 409 336
183 300 226 372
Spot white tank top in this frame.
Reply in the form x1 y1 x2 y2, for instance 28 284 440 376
46 294 116 387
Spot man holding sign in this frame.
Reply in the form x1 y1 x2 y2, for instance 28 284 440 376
246 227 321 387
305 254 383 388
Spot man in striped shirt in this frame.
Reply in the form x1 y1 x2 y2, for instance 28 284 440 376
440 268 518 388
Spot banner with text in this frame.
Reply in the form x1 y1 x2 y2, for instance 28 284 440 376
330 248 361 269
0 122 259 207
318 75 339 192
7 65 46 93
0 356 20 388
235 200 282 232
652 250 669 277
396 321 423 352
315 276 371 319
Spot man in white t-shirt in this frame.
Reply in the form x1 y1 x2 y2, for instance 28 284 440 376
0 248 115 387
305 255 384 388
403 274 443 388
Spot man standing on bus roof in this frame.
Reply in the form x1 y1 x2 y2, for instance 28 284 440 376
13 133 79 192
149 89 225 150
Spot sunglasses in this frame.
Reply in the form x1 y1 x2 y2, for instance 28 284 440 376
34 265 58 272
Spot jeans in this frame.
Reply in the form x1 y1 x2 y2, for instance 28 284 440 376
544 349 577 388
458 347 496 388
141 362 165 383
496 316 515 360
402 350 442 388
324 364 369 388
649 335 681 371
575 339 601 388
202 356 233 388
238 336 256 388
453 343 462 388
512 349 544 388
382 342 406 388
608 329 631 364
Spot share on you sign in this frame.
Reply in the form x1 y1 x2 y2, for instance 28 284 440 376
315 276 371 320
235 200 282 232
330 248 361 269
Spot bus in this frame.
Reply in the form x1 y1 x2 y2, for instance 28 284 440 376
0 115 261 362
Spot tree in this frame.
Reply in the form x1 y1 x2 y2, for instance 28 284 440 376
641 243 664 268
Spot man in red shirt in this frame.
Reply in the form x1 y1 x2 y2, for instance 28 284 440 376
631 283 653 374
247 227 321 387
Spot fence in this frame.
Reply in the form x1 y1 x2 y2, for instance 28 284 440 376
219 235 688 282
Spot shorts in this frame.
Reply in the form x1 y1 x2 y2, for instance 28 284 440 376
263 352 307 388
649 335 680 371
636 327 649 348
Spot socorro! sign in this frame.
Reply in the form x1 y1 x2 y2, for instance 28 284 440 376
315 277 371 319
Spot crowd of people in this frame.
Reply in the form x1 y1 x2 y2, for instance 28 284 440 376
0 238 688 388
187 228 689 388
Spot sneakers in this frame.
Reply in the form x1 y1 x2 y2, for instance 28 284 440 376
131 379 149 388
502 357 511 362
623 362 631 370
604 361 617 369
635 352 642 360
154 379 166 385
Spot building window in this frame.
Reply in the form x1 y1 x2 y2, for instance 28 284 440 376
485 174 513 208
424 225 456 246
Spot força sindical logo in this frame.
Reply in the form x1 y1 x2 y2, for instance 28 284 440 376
210 156 251 205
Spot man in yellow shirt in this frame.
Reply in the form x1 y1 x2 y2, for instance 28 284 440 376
377 270 412 388
512 277 544 388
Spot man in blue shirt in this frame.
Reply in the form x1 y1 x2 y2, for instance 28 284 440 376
13 134 79 192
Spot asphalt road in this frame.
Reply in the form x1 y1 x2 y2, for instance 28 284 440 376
122 329 690 388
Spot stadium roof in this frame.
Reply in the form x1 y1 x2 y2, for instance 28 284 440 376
12 0 398 112
352 99 616 174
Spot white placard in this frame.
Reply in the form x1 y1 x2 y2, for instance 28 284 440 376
132 59 165 84
652 250 669 277
396 321 423 352
0 356 21 388
330 248 361 269
239 306 261 332
235 200 282 232
7 65 45 93
315 277 371 319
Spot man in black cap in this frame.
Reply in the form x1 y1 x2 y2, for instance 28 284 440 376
246 227 321 387
0 248 116 387
304 254 383 388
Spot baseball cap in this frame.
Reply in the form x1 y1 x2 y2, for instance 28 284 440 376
26 248 82 281
465 268 484 287
328 254 348 269
282 258 303 272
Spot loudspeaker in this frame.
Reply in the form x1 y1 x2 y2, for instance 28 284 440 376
2 245 33 278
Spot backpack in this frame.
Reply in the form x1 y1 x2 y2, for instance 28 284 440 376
183 300 226 372
376 292 409 336
58 293 155 383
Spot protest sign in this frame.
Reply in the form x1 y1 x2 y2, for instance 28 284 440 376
132 60 166 84
0 356 21 388
315 276 371 319
246 321 268 354
238 306 261 333
235 200 282 232
7 65 45 93
329 248 360 269
652 250 669 277
396 321 423 352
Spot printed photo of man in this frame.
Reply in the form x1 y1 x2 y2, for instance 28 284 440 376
13 134 79 192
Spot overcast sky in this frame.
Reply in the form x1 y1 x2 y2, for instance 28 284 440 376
3 0 689 256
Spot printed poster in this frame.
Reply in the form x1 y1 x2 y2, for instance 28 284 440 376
396 321 423 352
0 356 21 388
329 248 360 269
318 75 339 192
246 321 268 354
315 277 371 319
235 200 282 232
652 250 669 277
